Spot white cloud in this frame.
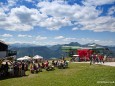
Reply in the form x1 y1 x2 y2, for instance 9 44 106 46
39 17 72 30
47 41 59 45
0 5 47 31
0 10 6 21
18 34 32 37
93 39 115 46
25 0 33 3
0 1 114 32
63 37 76 41
36 35 47 40
1 34 13 37
0 0 17 12
74 38 115 46
83 0 115 6
38 1 100 21
77 38 93 43
79 16 115 32
37 1 115 32
54 36 64 39
108 6 115 16
0 38 6 42
72 27 79 31
8 0 17 7
7 41 33 44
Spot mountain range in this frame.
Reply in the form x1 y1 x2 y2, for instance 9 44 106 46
9 42 115 59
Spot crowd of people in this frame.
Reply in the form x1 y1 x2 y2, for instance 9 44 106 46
70 53 107 65
29 59 68 74
0 53 108 79
0 61 29 78
89 54 107 65
0 62 9 77
52 60 68 69
0 59 69 78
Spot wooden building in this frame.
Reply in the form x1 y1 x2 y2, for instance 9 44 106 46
0 40 17 58
0 40 8 58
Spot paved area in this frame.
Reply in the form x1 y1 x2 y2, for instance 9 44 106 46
101 62 115 67
72 62 115 67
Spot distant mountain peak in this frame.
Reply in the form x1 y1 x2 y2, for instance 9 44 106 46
9 43 38 48
9 42 115 58
64 42 81 46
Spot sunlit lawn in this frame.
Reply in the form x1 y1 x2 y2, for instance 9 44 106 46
0 63 115 86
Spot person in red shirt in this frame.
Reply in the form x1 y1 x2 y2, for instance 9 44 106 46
99 54 103 63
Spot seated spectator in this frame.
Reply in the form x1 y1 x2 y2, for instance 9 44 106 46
41 62 45 68
37 63 42 72
63 60 68 68
45 60 49 68
33 63 38 73
30 63 34 74
46 63 55 71
52 60 55 66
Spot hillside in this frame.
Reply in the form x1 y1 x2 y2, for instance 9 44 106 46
10 46 62 59
9 42 115 58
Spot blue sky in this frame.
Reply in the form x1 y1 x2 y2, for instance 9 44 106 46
0 0 115 45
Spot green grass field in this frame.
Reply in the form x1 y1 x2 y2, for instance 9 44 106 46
0 63 115 86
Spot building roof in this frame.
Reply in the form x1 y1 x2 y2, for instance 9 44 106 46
0 40 8 45
62 46 82 50
62 46 104 50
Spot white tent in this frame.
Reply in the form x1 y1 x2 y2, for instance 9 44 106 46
33 55 43 59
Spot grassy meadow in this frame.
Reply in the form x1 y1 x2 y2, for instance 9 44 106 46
0 63 115 86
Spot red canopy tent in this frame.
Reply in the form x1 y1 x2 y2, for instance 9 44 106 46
77 49 93 61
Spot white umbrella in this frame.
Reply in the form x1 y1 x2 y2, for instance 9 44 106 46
17 57 25 61
2 60 12 65
23 56 31 60
33 55 43 59
73 55 79 57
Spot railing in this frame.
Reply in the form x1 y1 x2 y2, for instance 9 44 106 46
106 58 115 62
7 50 17 56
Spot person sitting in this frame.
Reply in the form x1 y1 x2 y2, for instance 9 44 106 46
45 60 49 68
57 60 61 68
37 63 42 72
41 62 45 68
30 63 34 74
52 60 55 66
63 60 68 68
33 63 38 73
46 63 55 71
57 60 64 69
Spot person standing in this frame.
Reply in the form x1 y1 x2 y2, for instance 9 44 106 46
5 62 9 76
22 62 25 76
89 55 93 65
103 55 107 63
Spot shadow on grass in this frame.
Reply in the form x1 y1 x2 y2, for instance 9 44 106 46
0 75 29 81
